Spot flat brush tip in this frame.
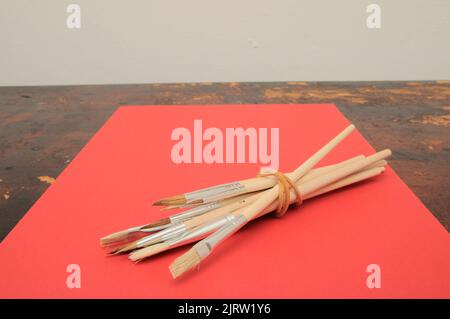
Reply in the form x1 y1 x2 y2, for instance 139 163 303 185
169 249 201 279
108 242 138 255
143 217 171 229
152 195 187 206
100 237 122 247
152 200 165 206
99 229 133 247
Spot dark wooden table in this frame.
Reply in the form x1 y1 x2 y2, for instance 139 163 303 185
0 81 449 240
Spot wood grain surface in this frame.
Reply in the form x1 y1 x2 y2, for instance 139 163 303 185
0 81 449 240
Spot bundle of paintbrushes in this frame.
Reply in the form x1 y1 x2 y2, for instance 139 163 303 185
100 124 392 279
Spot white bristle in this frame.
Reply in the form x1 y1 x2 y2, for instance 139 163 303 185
169 248 201 279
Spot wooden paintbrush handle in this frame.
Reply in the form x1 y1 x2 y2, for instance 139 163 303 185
298 155 364 183
241 149 390 220
240 125 356 193
183 155 388 229
298 150 391 197
254 166 386 218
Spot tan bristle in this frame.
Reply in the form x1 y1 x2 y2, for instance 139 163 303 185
153 195 186 206
169 248 201 279
128 243 170 262
143 218 171 229
108 241 138 255
101 218 171 247
100 229 131 247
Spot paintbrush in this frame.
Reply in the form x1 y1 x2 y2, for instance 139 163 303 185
153 126 356 207
130 158 387 254
108 193 261 254
103 153 364 249
159 154 366 211
109 125 355 254
100 194 253 247
130 162 387 262
169 148 391 278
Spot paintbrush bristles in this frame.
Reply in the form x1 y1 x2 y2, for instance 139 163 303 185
169 248 201 279
144 217 171 228
100 229 133 247
153 195 187 206
108 241 138 255
128 243 170 262
100 218 171 247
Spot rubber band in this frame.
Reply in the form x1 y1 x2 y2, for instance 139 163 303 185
257 171 302 218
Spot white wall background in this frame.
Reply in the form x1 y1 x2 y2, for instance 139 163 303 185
0 0 449 86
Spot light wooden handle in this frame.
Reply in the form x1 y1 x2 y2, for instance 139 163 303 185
241 125 357 220
298 149 391 197
185 152 389 228
254 166 386 218
238 125 356 193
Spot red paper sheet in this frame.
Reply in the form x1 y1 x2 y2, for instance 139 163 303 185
1 104 449 298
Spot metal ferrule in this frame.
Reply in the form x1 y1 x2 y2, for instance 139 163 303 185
169 201 221 223
168 214 236 246
185 182 244 204
160 224 187 241
136 223 186 247
126 225 147 233
186 182 241 196
193 214 248 260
